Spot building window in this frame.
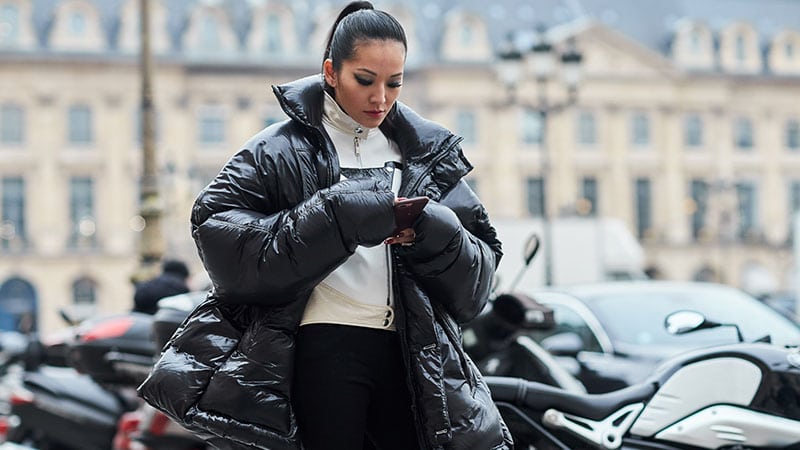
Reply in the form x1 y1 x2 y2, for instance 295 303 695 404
630 112 650 147
735 33 746 62
790 181 800 216
689 29 702 53
200 15 221 52
72 277 96 305
790 181 800 244
690 179 709 240
635 178 652 239
69 11 86 35
1 177 25 250
684 114 703 148
460 22 473 46
580 177 598 216
526 177 546 217
734 117 754 149
264 14 282 53
736 181 757 240
198 107 226 145
0 104 24 144
68 104 93 144
0 277 37 332
577 111 596 146
786 120 800 151
0 4 19 44
456 110 476 145
521 108 543 145
69 177 96 248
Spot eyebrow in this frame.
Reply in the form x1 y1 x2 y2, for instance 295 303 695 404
355 68 403 78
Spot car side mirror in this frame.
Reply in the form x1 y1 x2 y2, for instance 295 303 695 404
493 293 555 330
664 310 707 335
541 332 584 357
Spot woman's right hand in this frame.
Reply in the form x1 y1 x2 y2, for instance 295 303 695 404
320 178 396 248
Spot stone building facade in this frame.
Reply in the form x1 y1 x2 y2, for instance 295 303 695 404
1 0 800 331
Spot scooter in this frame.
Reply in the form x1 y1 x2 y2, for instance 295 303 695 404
119 291 209 450
5 312 155 450
463 234 586 393
486 310 800 449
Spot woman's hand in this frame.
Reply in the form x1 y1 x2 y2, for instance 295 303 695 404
384 227 415 246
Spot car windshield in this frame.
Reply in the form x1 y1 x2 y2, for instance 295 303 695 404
581 284 800 348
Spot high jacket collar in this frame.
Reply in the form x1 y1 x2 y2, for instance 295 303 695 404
322 91 379 140
272 75 459 161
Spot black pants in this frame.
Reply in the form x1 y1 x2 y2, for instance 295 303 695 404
292 324 420 450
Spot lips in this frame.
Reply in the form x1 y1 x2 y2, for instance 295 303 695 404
365 111 384 118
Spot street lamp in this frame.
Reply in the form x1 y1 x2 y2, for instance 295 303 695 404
495 24 583 286
135 0 164 282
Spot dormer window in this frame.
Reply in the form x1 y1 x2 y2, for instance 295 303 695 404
0 4 19 44
689 28 702 53
183 5 238 58
264 14 281 53
720 23 760 74
767 31 800 75
460 22 474 46
200 15 220 51
671 20 713 70
118 0 170 54
49 1 105 52
440 11 490 61
246 4 299 59
735 33 746 62
69 11 86 35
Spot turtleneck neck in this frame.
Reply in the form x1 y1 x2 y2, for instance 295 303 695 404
322 91 378 140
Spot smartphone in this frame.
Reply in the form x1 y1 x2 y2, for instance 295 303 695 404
393 196 429 233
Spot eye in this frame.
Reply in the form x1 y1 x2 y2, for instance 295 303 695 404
388 81 403 89
355 76 373 86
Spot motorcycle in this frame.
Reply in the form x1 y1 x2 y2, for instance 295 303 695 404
4 312 155 450
486 309 800 449
119 291 209 450
463 234 586 393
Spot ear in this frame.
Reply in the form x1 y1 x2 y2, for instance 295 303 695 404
323 59 337 88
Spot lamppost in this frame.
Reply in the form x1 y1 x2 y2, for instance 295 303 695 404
495 25 583 286
136 0 163 281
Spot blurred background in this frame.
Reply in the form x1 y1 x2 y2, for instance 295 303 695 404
1 0 800 333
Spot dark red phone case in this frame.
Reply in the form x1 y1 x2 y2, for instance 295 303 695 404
393 196 428 233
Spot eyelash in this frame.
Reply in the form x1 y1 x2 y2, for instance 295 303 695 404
355 76 402 89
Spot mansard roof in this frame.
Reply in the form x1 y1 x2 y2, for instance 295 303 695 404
16 0 800 61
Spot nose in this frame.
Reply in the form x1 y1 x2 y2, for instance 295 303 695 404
369 85 386 105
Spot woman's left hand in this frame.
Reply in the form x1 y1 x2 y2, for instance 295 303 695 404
384 228 416 246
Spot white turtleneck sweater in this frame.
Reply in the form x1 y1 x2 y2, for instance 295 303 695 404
300 93 402 331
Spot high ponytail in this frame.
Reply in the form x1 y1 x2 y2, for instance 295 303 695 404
322 1 407 72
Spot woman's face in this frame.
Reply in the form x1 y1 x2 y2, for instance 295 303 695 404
324 39 405 128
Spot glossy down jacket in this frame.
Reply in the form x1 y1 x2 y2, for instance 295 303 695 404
187 75 509 449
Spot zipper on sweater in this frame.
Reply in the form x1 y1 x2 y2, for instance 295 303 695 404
354 136 364 167
354 126 364 167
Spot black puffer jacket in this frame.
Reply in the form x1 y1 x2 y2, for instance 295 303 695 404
189 75 510 449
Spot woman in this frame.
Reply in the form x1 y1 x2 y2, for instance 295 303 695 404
190 2 510 449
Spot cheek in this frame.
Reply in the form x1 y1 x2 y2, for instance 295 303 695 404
388 89 401 104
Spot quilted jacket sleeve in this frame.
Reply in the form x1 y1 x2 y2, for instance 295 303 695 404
191 146 396 305
398 180 502 323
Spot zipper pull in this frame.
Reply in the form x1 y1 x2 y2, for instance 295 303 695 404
354 127 364 167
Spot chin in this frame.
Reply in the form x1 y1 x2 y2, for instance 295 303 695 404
361 118 385 128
